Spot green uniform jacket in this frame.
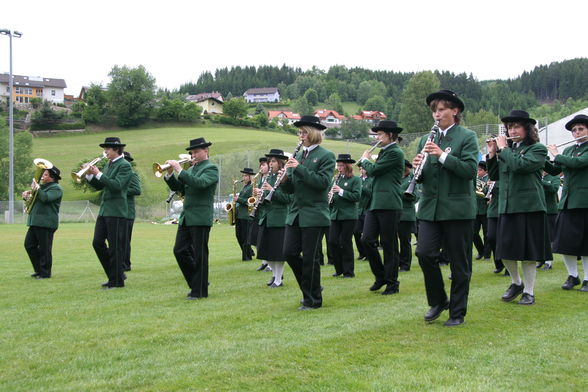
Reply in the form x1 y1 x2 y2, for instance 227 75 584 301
541 173 560 215
544 142 588 209
416 125 478 221
329 175 361 220
258 172 291 228
27 182 63 229
487 142 547 214
486 180 499 219
165 160 219 226
475 174 489 216
400 174 418 222
126 171 141 220
281 145 336 228
358 176 373 215
236 182 253 220
358 143 404 211
89 157 132 218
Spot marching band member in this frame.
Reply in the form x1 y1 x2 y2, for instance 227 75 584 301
234 168 255 261
164 137 219 299
358 120 404 295
86 137 132 289
353 167 371 261
23 166 63 279
485 180 505 274
487 110 552 305
123 152 141 272
413 90 478 326
253 157 270 271
399 160 418 272
473 161 491 260
545 114 588 292
328 154 361 278
537 169 560 270
281 115 336 310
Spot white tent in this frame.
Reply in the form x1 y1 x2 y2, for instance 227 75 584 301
539 107 588 147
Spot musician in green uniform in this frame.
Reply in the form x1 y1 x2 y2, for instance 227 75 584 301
399 160 418 272
253 157 270 271
23 166 63 279
485 179 505 274
473 161 491 260
353 167 371 261
123 152 141 272
536 170 560 270
234 168 255 261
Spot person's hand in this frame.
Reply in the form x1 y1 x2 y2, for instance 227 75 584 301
30 179 40 191
496 135 508 150
87 165 99 175
22 190 32 200
166 160 182 172
412 153 424 168
285 158 299 169
547 144 559 157
422 141 443 157
332 184 341 193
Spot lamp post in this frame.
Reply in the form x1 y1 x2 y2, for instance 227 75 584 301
0 28 22 224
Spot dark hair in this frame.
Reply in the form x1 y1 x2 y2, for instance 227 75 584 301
269 157 285 172
429 99 462 125
505 122 539 146
47 169 59 183
113 146 125 155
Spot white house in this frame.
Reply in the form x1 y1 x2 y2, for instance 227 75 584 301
243 87 280 103
0 74 67 104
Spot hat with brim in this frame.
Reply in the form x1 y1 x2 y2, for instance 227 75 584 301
426 89 465 112
99 137 126 148
565 114 588 131
47 166 61 180
404 160 413 169
336 153 356 164
186 137 212 151
123 151 134 162
265 149 288 160
501 110 536 125
240 168 255 175
371 120 403 134
478 161 487 170
293 115 326 130
259 156 268 163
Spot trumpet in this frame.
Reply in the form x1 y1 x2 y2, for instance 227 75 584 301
71 152 107 183
357 141 382 165
153 154 192 177
24 158 54 214
405 121 439 200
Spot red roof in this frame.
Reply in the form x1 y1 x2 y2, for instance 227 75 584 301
268 111 301 120
314 109 345 120
359 110 387 120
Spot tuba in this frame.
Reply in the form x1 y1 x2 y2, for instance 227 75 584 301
72 152 107 183
153 154 192 177
24 158 53 214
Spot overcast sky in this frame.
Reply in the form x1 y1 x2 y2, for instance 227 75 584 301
2 0 585 96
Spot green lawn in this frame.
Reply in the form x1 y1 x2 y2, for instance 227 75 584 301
1 223 586 391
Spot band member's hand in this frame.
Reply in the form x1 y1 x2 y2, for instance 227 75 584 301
261 182 273 191
412 154 424 168
233 195 238 202
285 158 299 169
496 135 508 149
332 185 341 193
31 179 40 191
22 190 31 200
423 141 443 157
487 139 497 156
547 144 559 157
87 165 99 175
166 160 181 172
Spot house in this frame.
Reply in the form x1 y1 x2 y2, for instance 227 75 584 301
351 110 387 124
78 85 108 101
314 109 345 128
268 110 301 125
186 92 224 114
0 74 67 104
243 87 280 103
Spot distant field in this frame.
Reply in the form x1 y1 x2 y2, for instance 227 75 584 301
340 101 361 116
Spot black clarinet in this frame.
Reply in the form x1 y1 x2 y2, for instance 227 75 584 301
404 120 439 200
265 141 303 202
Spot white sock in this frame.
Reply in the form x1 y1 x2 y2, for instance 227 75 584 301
582 257 588 281
267 262 277 281
545 260 552 266
521 261 537 296
273 262 285 285
563 254 579 278
503 260 521 285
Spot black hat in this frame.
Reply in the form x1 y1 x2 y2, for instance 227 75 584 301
293 115 326 130
259 156 268 163
336 153 356 164
240 167 255 175
186 137 212 151
47 166 61 180
565 114 588 131
123 151 134 162
404 160 413 169
426 89 465 112
371 120 403 134
478 161 487 170
265 149 288 160
501 110 536 125
99 137 126 148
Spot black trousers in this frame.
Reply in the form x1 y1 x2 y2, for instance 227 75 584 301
353 214 366 258
362 209 401 287
486 217 504 270
284 218 324 308
124 219 135 271
314 228 331 265
235 218 253 260
328 219 357 276
473 214 491 258
416 219 473 319
24 226 56 278
93 216 127 287
173 224 211 297
398 220 414 271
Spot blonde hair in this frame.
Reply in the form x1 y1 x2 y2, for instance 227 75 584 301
299 125 323 145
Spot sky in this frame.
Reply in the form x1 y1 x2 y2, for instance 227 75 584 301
1 0 585 96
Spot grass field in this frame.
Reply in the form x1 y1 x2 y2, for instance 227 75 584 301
1 223 587 391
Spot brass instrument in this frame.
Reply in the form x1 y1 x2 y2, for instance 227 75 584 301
71 152 107 183
265 141 304 202
405 121 439 200
475 178 486 198
153 154 192 177
225 179 241 226
357 141 382 166
24 158 53 214
249 172 268 218
328 172 342 204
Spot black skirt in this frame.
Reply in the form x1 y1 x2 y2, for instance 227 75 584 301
552 208 588 256
256 223 285 261
496 212 553 261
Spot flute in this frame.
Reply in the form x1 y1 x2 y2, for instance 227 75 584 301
357 141 382 165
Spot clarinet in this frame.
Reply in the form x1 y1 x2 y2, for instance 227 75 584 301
265 141 303 202
328 173 342 204
404 120 440 200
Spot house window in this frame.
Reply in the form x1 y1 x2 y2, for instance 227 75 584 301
36 89 42 96
15 87 21 94
5 86 9 93
24 97 29 103
25 88 32 95
51 90 56 96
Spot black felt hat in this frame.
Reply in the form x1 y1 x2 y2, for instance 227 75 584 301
404 160 413 169
501 110 537 125
240 168 255 175
99 137 126 148
123 151 134 162
336 153 356 164
259 156 268 163
565 114 588 131
371 120 403 134
478 161 487 170
426 89 465 112
293 115 326 130
48 166 61 180
265 149 288 160
186 137 212 151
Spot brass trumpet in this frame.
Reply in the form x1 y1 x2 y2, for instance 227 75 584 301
24 158 54 214
153 154 192 177
71 152 107 183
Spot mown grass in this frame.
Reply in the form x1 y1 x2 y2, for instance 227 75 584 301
1 223 587 391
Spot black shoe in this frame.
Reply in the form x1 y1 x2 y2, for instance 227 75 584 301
357 255 366 260
102 285 124 290
424 301 449 322
399 267 410 272
493 267 504 274
444 317 465 327
267 276 276 286
343 274 355 278
35 275 50 279
475 254 483 260
297 305 319 311
332 273 342 277
580 280 588 292
269 282 283 288
256 263 268 271
186 294 201 300
369 281 386 292
501 283 524 302
541 263 552 271
31 272 39 278
101 281 110 287
381 284 399 295
518 293 535 305
536 261 545 269
562 275 581 290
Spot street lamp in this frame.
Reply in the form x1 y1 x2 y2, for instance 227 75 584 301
0 28 23 224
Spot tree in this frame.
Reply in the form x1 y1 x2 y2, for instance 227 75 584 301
463 109 500 126
364 95 387 112
399 71 440 133
325 93 344 114
339 119 370 139
223 98 248 119
108 65 156 127
155 98 184 122
304 88 319 106
0 115 33 199
291 96 314 116
254 103 265 115
180 103 202 122
82 84 108 124
31 101 64 130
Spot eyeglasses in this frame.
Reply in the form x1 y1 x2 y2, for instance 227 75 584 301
297 131 308 135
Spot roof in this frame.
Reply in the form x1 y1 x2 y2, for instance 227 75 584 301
359 110 387 119
186 92 223 102
314 109 345 120
244 87 279 95
268 110 301 120
0 74 67 88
